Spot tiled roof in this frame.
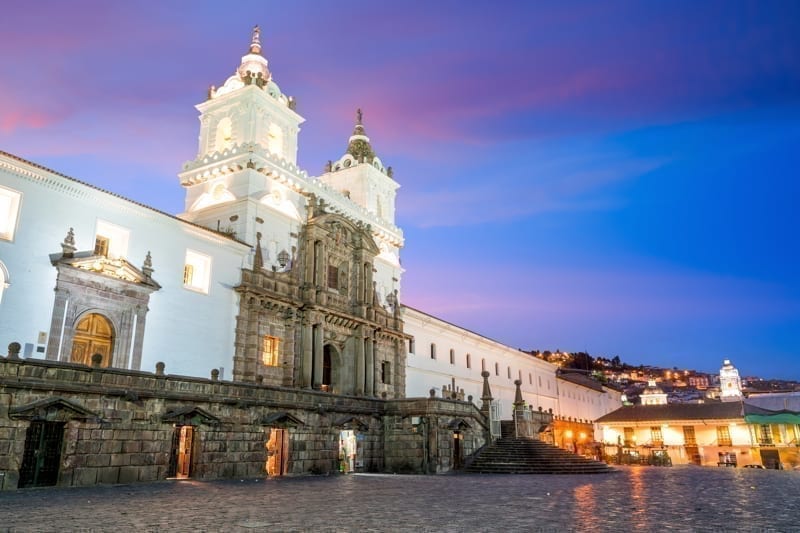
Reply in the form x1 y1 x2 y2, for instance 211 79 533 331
596 402 743 423
557 371 606 393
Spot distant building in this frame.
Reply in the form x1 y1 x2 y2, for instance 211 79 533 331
640 380 668 406
719 359 743 402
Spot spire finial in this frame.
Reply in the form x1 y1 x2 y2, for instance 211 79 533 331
249 25 262 54
356 108 363 125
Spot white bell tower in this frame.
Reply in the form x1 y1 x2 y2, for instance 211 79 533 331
719 359 743 402
178 26 306 247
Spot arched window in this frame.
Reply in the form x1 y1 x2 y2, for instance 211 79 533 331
216 117 233 150
267 124 283 156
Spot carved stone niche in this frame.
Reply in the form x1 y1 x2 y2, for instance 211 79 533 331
45 252 161 371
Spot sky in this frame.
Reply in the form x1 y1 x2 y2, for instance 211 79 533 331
2 1 799 379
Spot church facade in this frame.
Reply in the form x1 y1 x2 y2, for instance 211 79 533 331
0 28 619 489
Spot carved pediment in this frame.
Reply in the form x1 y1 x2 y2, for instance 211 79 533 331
161 406 221 425
52 252 161 290
260 411 305 427
10 397 100 422
334 414 369 431
447 418 472 430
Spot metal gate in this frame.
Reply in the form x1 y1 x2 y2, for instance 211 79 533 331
18 421 65 488
489 400 502 439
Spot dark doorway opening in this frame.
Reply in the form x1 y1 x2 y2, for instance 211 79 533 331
19 421 65 488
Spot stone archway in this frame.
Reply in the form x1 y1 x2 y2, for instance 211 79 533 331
70 313 114 367
322 344 341 393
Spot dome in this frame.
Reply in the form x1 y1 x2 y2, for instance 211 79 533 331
237 26 270 81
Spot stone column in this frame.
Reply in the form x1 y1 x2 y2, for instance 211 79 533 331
365 335 375 396
480 370 493 418
302 321 313 388
312 322 323 389
354 327 365 395
45 288 70 361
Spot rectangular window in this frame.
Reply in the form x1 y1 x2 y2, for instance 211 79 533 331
449 349 455 365
94 236 110 257
717 426 732 446
327 265 339 289
0 185 22 241
683 426 696 446
95 219 130 259
430 343 436 360
466 354 471 369
758 425 772 445
184 249 212 294
261 335 280 366
624 427 635 447
507 367 511 379
381 361 391 384
495 362 499 376
409 338 415 354
650 426 663 446
481 358 486 372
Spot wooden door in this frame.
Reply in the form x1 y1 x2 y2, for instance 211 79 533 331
266 428 288 476
177 426 194 478
71 313 114 367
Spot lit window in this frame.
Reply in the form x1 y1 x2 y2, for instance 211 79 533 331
183 249 212 293
217 117 233 150
650 426 663 446
95 220 130 259
0 185 22 241
267 124 283 156
262 335 280 366
717 426 732 446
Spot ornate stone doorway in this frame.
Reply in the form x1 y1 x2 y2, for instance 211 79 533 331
71 313 114 367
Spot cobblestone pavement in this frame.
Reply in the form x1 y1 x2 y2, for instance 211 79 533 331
1 466 799 532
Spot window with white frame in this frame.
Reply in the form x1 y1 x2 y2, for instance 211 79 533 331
0 185 22 241
183 249 212 293
95 220 130 259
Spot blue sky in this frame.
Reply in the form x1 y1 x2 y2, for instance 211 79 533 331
1 1 798 379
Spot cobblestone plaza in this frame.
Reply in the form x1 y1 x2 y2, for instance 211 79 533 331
1 466 798 532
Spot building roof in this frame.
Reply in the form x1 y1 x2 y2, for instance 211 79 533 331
0 150 248 247
557 371 606 393
596 402 743 424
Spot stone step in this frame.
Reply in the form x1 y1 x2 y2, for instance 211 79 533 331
463 434 613 475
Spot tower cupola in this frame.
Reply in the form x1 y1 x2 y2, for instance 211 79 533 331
237 25 271 83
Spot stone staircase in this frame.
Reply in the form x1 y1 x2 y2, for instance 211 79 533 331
464 421 613 474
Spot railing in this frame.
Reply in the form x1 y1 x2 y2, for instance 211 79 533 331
514 408 553 439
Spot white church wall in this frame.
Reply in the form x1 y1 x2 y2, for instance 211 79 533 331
0 153 250 376
403 306 562 417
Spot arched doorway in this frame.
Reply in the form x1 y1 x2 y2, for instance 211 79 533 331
322 344 339 393
71 313 114 367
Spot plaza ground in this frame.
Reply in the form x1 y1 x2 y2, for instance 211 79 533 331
1 466 799 532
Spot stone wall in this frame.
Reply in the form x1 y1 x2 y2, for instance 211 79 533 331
0 356 486 490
